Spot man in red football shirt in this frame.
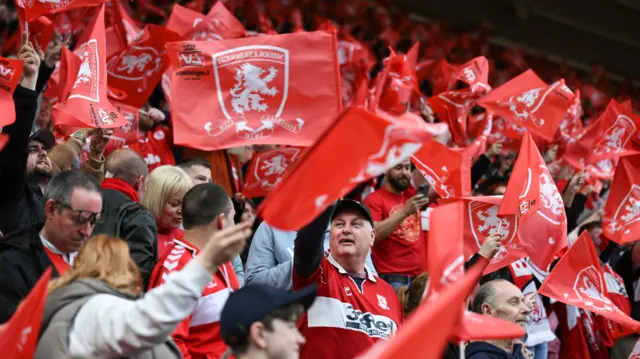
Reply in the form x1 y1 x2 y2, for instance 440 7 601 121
293 200 403 359
363 159 429 290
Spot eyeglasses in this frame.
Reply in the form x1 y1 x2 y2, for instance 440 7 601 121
56 201 101 225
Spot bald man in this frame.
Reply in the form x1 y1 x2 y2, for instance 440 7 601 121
92 149 158 288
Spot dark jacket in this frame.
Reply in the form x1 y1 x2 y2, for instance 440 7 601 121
35 277 181 359
92 189 158 288
466 342 526 359
0 222 58 323
0 86 42 236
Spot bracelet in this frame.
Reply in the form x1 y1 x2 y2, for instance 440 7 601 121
71 131 86 144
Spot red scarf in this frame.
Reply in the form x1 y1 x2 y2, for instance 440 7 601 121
43 246 71 275
102 178 139 203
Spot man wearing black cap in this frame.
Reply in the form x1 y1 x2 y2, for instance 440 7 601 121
292 200 403 359
220 284 317 359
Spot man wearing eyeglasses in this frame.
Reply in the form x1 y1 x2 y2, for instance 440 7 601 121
0 169 102 324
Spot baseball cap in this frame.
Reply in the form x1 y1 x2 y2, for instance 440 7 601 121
220 284 318 347
330 199 374 227
28 129 55 151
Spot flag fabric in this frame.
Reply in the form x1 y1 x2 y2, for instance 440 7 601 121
0 56 25 128
15 16 55 54
166 30 341 151
454 311 525 342
416 58 456 95
110 102 139 145
57 46 81 104
0 134 9 152
411 138 471 199
258 106 434 231
628 337 640 359
110 0 142 46
106 24 181 107
51 4 128 132
538 232 640 331
602 155 640 243
242 147 302 198
357 263 484 359
478 70 574 142
15 0 105 22
165 4 206 38
0 268 52 359
185 2 247 42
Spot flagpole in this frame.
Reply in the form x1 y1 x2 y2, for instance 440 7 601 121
459 341 465 359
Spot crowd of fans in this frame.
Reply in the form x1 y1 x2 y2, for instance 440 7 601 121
0 1 639 359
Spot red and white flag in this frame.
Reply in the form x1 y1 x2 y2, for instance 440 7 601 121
51 4 128 131
628 338 640 359
416 58 456 95
539 232 640 331
185 1 246 42
411 138 471 199
56 46 81 104
426 201 465 297
0 56 24 128
106 24 180 107
110 102 139 146
16 15 54 53
165 4 206 38
0 268 51 359
258 107 434 230
15 0 105 22
166 30 341 150
602 155 640 243
478 70 574 142
242 147 302 198
109 0 142 46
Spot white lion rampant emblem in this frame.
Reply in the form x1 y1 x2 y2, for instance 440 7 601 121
517 88 541 108
74 56 92 88
579 275 604 301
539 170 564 216
622 197 640 223
117 53 154 75
608 188 640 234
230 63 279 115
476 205 511 238
261 154 288 176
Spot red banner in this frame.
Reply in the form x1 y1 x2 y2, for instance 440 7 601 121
242 147 302 198
602 155 640 243
0 56 25 128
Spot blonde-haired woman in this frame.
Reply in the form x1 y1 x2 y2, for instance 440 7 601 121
141 165 193 258
35 222 253 359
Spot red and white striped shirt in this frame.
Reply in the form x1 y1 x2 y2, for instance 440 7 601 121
148 237 240 359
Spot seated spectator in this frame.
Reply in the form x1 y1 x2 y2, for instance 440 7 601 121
219 284 317 359
0 170 102 323
34 223 253 358
148 183 246 359
141 165 193 258
293 200 403 359
92 149 158 288
467 280 532 359
178 158 213 185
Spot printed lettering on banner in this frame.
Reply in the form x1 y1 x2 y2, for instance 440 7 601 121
201 44 307 141
593 115 637 157
0 63 15 82
350 125 423 183
71 39 99 102
469 201 519 264
178 44 205 68
574 265 616 312
253 148 300 190
606 184 640 236
537 165 565 225
107 46 163 93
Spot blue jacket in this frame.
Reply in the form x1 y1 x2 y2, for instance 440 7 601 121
466 342 527 359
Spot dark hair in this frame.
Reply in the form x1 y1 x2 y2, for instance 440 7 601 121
232 198 255 224
229 303 304 355
579 221 602 236
471 280 508 314
397 272 429 317
178 157 212 170
182 183 231 229
105 149 148 185
43 170 101 207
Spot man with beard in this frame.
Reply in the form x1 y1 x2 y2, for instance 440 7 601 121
362 159 429 290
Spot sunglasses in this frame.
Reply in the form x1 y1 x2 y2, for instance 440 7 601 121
56 201 101 225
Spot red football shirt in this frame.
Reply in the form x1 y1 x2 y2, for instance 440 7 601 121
363 187 424 276
293 255 403 359
127 126 176 172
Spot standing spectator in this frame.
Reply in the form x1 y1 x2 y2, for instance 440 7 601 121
92 149 158 288
34 223 253 358
141 165 193 258
363 159 429 290
179 158 213 185
232 197 256 265
126 107 176 172
0 170 102 323
467 280 532 359
148 183 244 359
293 200 402 359
219 284 317 359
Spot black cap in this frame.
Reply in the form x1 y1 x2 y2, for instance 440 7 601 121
220 284 317 346
330 199 374 227
28 129 55 151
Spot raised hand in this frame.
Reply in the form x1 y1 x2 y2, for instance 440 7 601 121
89 128 114 153
479 233 503 259
402 193 430 216
17 34 41 90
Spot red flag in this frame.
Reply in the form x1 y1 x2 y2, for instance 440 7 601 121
556 89 584 146
57 46 81 104
478 70 574 142
461 196 527 274
258 107 435 230
499 132 542 218
426 201 465 297
416 58 456 95
111 0 142 46
539 232 640 331
15 0 105 22
454 311 525 342
242 147 302 199
602 155 640 243
427 86 489 146
0 268 51 359
161 68 172 108
411 138 471 199
0 56 25 128
51 4 128 131
166 30 341 150
15 16 55 54
454 56 490 90
185 2 246 42
106 25 181 107
166 4 205 38
357 263 483 359
0 134 9 152
110 102 139 146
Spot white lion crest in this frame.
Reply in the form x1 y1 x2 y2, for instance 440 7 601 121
230 63 278 115
539 171 564 216
476 206 510 239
